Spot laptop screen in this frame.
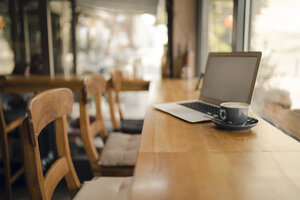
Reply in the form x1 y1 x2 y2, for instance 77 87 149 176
200 52 261 104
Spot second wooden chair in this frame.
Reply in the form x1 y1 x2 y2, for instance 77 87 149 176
79 74 140 176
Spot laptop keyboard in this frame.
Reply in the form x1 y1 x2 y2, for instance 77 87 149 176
180 102 219 116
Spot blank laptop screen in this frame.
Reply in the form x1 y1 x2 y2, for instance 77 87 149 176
200 55 259 103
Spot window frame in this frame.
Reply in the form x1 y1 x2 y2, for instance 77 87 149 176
197 0 252 74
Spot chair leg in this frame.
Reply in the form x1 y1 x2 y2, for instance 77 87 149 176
0 132 12 200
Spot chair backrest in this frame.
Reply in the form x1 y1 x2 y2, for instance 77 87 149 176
112 69 124 120
79 74 107 172
0 94 25 134
0 93 25 200
0 91 25 199
22 88 80 200
108 69 150 130
0 97 7 132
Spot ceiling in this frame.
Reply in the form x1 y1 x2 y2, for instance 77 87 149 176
76 0 159 14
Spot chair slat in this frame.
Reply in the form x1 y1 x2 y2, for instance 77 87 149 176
44 157 69 200
9 167 24 184
6 117 24 133
79 98 99 164
90 120 102 138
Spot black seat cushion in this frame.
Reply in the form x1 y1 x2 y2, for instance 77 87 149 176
3 108 27 124
1 93 28 124
120 119 144 134
2 107 27 139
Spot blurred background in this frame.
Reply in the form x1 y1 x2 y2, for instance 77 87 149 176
0 0 300 180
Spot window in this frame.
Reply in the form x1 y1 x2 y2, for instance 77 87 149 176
249 0 300 138
207 0 233 52
199 0 233 72
76 9 167 80
250 2 300 107
0 1 14 74
50 0 73 75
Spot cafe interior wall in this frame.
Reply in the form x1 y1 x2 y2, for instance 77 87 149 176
171 0 198 78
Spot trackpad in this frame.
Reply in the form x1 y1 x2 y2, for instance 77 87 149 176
178 112 210 122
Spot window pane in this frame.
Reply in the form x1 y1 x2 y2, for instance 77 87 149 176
200 0 233 72
250 0 300 138
76 9 167 80
207 0 233 52
0 0 14 74
50 0 73 75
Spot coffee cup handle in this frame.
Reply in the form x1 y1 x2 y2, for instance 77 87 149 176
219 109 226 120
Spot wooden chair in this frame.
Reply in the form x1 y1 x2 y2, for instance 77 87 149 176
22 88 132 200
79 74 140 176
0 96 25 200
107 69 150 133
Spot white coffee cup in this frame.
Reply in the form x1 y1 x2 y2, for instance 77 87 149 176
219 102 250 125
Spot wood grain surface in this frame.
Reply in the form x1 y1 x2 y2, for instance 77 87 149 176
131 78 300 200
0 75 86 93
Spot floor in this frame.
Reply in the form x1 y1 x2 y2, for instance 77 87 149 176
0 177 70 200
0 179 70 200
0 156 93 200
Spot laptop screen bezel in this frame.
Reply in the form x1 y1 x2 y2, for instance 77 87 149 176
199 51 262 105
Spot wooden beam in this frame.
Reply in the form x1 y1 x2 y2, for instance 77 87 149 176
39 0 55 76
71 0 77 74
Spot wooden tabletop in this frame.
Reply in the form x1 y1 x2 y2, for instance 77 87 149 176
0 75 150 93
0 75 86 93
131 78 300 200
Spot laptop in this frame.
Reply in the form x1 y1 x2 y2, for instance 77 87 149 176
153 52 262 123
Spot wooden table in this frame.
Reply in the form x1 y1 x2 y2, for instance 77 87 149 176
131 78 300 200
0 75 86 93
0 75 150 93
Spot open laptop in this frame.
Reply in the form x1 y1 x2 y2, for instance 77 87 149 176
153 52 262 123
